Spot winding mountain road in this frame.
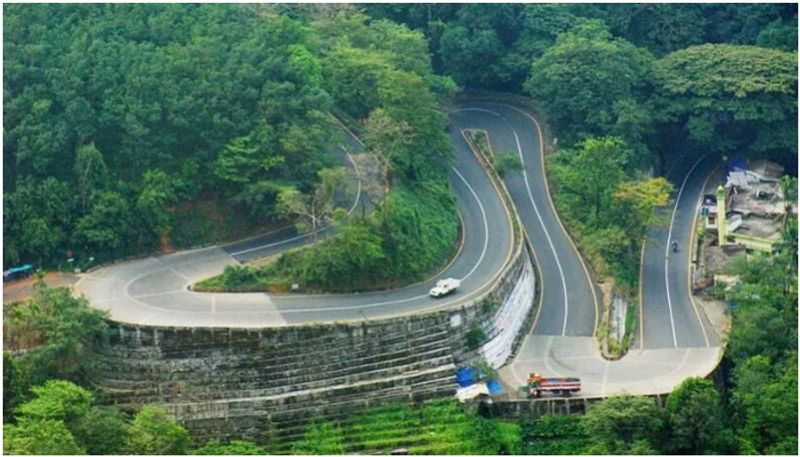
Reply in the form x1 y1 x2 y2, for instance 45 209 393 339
74 95 720 397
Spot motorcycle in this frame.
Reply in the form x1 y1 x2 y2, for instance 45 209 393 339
671 241 678 253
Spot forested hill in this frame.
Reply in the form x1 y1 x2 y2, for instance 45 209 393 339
3 5 456 268
365 3 797 90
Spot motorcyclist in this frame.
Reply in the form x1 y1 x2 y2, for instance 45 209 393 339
671 241 678 252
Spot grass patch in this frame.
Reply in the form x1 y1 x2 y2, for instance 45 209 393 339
279 399 521 455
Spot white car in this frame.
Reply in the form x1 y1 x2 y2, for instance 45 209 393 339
429 278 461 298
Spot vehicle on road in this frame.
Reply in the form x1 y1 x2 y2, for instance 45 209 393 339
3 264 33 283
429 278 461 298
672 241 679 253
522 372 581 398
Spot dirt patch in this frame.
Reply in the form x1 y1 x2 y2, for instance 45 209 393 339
695 294 731 345
3 272 79 304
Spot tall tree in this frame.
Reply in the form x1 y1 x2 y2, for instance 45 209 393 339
73 143 108 213
4 283 110 389
551 137 629 228
276 167 350 241
653 44 797 165
582 395 665 454
524 22 654 149
665 377 733 454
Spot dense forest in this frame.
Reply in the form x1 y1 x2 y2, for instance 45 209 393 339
3 3 798 455
4 4 461 290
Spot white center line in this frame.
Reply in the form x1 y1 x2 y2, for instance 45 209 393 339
513 130 569 336
664 154 708 349
452 167 490 282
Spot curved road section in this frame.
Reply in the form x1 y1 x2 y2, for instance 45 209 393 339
74 110 514 327
75 96 720 397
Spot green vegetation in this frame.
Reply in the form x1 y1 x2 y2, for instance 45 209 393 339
4 5 340 267
653 43 798 164
525 22 654 159
282 399 520 455
366 4 796 90
4 5 798 455
3 281 110 396
2 379 201 455
493 153 524 178
548 137 673 290
203 12 460 293
723 246 798 454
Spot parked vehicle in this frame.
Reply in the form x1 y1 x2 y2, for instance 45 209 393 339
3 264 33 283
429 278 461 298
523 372 581 398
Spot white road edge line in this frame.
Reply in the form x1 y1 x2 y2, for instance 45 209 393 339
665 154 708 349
453 107 502 117
513 130 569 336
452 167 489 282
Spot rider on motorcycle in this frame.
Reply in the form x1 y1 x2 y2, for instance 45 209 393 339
671 241 678 252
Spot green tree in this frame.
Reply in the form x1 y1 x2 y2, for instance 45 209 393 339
552 137 629 227
15 380 92 424
4 5 340 266
757 18 799 51
494 153 524 177
731 353 798 454
498 5 595 89
3 419 85 455
2 380 94 455
73 143 108 214
653 44 797 163
276 167 350 241
524 22 654 147
3 177 76 267
613 177 673 238
322 45 390 120
4 284 110 389
3 352 24 420
583 395 665 454
136 169 177 238
72 406 130 455
373 68 453 181
665 377 733 454
436 5 522 88
126 406 191 455
75 190 137 260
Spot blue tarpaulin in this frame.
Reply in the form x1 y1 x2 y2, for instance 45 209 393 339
728 155 747 173
456 367 475 387
486 380 503 395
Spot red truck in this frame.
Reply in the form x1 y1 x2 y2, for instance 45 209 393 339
525 372 581 398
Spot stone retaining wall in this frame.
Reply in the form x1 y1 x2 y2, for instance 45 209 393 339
486 393 668 420
95 243 538 444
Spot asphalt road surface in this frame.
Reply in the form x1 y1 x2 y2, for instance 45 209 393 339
74 95 720 396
